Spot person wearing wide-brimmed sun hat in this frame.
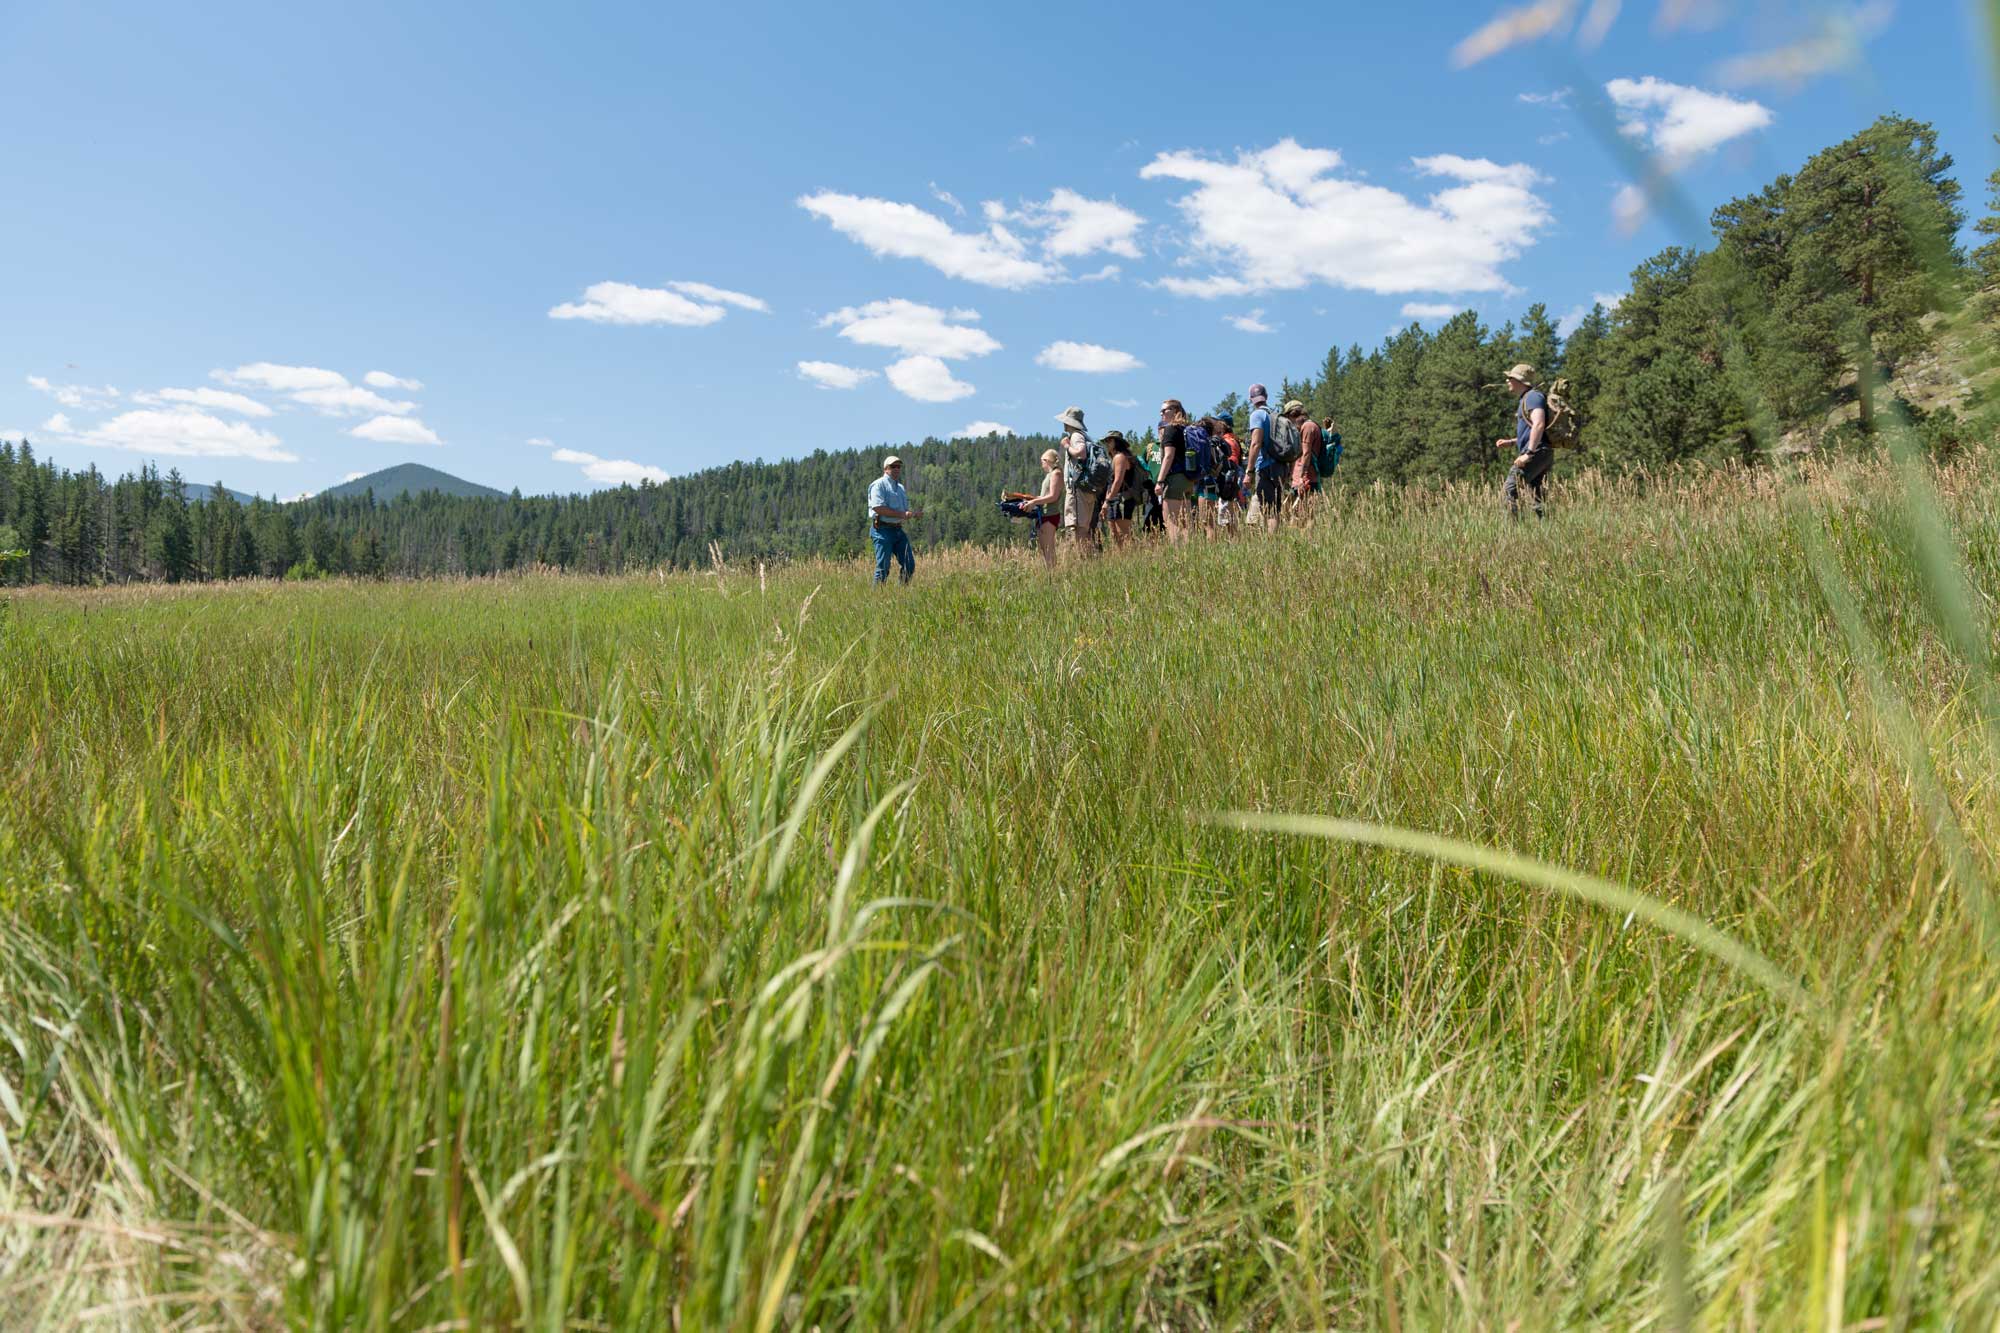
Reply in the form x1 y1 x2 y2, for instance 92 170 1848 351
1057 406 1103 551
867 455 922 583
1495 362 1552 520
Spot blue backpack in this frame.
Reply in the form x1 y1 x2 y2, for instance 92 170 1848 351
1181 422 1212 478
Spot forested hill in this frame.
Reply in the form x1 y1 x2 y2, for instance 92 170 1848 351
3 115 1997 586
321 463 507 501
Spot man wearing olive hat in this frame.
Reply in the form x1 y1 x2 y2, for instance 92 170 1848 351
867 455 922 583
1495 363 1552 520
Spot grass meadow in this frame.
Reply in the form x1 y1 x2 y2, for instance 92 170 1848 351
5 455 2000 1328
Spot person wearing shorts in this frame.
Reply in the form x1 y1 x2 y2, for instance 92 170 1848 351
1244 385 1284 532
1153 399 1195 543
1099 431 1141 548
1024 448 1064 568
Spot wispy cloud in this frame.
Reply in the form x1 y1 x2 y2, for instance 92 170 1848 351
27 375 121 408
551 445 669 487
798 192 1058 289
1400 302 1463 320
1035 341 1144 373
954 420 1014 438
1227 309 1276 333
797 360 879 390
1605 76 1773 230
363 370 424 391
350 415 442 446
130 387 272 417
548 280 766 326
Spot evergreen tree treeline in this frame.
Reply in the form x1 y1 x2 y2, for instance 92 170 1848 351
4 116 1996 588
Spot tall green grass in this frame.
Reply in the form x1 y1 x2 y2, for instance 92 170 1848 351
4 456 2000 1328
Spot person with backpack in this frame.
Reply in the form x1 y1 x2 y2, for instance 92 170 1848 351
1315 416 1344 483
1243 384 1290 533
1058 406 1107 551
1495 363 1553 520
1153 399 1199 543
1209 412 1243 538
1099 430 1142 548
1284 400 1322 508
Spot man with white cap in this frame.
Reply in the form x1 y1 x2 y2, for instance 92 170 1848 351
867 455 922 583
1057 406 1104 552
1495 363 1552 520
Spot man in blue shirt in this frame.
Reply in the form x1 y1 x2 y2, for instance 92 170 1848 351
866 455 922 583
1242 383 1283 533
1496 363 1552 520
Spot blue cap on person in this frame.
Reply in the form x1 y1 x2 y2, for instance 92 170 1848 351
1247 383 1268 406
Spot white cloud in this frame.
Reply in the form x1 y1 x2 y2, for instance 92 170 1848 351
27 376 120 408
1556 306 1590 337
885 355 975 403
929 182 966 216
293 385 417 417
1107 398 1140 409
1227 309 1276 333
214 362 347 393
350 415 442 446
132 386 274 416
526 436 554 447
49 407 295 462
818 299 1000 359
955 421 1014 438
1452 0 1576 68
1035 341 1145 374
343 471 367 482
1401 302 1464 319
798 360 879 390
990 188 1145 260
363 370 424 390
1141 139 1550 297
664 281 768 313
42 413 73 433
549 281 732 326
1014 135 1036 150
1518 89 1572 106
1593 289 1626 310
1606 76 1772 162
1539 130 1572 146
798 192 1058 289
551 446 669 487
1077 264 1122 283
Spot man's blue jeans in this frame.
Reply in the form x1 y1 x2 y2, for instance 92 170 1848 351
872 524 914 584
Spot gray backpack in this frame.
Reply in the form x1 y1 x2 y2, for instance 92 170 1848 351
1268 413 1303 464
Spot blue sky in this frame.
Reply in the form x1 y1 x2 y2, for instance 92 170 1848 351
3 0 1994 497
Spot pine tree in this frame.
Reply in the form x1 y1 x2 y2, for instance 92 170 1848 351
1514 303 1562 381
1413 311 1492 477
1781 115 1964 430
1973 135 2000 311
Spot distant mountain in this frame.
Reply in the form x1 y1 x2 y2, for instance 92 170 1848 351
318 463 505 501
190 483 261 506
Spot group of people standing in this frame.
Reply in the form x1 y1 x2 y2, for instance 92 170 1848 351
869 367 1554 583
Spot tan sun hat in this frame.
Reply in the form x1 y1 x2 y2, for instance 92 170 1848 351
1503 363 1537 385
1281 399 1307 416
882 455 903 469
1057 406 1086 432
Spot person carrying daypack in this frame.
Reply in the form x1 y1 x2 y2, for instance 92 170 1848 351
1243 384 1290 532
1153 399 1196 543
1058 405 1108 550
1494 363 1554 520
1281 399 1320 505
1313 416 1343 480
1208 413 1243 537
